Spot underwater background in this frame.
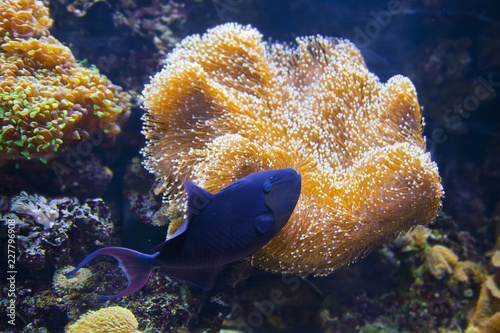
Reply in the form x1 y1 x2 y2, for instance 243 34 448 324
1 0 500 332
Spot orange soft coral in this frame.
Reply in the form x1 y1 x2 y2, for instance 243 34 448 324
0 0 130 161
141 23 444 275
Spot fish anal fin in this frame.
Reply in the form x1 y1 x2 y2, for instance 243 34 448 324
160 266 222 290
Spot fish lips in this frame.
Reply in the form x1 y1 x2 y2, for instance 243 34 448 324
264 169 301 230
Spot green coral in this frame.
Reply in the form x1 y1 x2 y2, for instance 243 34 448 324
0 0 130 161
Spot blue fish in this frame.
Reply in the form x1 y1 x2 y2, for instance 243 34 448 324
66 168 301 298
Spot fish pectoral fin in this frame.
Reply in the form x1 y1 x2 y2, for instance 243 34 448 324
160 265 223 290
254 213 276 234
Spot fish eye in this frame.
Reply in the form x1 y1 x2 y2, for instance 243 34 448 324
263 181 272 194
269 175 281 184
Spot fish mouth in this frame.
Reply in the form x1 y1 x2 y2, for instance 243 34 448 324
264 169 302 230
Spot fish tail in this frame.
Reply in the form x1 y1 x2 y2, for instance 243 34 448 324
65 247 158 299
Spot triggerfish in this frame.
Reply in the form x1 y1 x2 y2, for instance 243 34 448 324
66 168 301 298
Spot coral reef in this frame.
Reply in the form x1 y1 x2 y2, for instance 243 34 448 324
53 155 114 197
0 152 115 199
65 306 141 333
0 2 496 333
43 0 188 95
122 157 162 225
48 0 107 17
112 0 186 52
114 271 197 332
52 265 92 295
0 0 130 161
49 0 186 52
315 214 487 332
230 273 322 331
0 260 198 332
0 283 69 332
2 194 114 270
141 22 444 274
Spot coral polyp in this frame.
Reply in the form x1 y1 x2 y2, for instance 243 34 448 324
0 0 130 161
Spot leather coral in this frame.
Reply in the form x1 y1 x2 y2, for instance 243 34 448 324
141 23 444 275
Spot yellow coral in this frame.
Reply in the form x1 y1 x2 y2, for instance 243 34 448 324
409 226 433 248
469 274 500 333
454 260 486 284
483 314 500 333
424 245 485 284
0 0 51 42
66 306 141 333
398 225 432 250
0 0 130 161
492 250 500 268
465 326 482 333
52 265 92 295
467 250 500 333
141 23 444 274
424 245 459 279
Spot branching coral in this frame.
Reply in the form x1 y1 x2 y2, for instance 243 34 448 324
141 23 444 275
66 306 141 333
0 0 130 161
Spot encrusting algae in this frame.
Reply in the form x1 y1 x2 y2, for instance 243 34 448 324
141 23 444 275
65 306 141 333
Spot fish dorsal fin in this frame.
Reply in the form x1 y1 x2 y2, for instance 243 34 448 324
151 181 214 253
183 180 214 221
150 219 188 253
